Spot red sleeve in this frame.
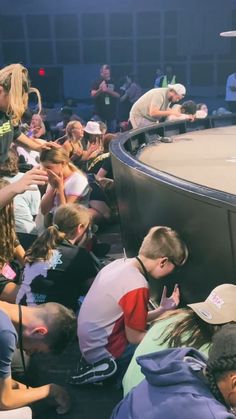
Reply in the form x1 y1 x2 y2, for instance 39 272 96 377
119 287 149 331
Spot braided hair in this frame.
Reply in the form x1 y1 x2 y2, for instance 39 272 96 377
205 324 236 411
205 356 236 406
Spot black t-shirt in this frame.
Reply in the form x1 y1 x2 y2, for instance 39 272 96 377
16 241 98 311
0 112 21 163
91 78 118 120
87 153 113 179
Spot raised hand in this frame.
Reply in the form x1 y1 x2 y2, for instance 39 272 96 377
46 169 64 190
159 284 180 312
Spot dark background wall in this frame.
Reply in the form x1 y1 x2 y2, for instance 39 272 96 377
0 0 235 102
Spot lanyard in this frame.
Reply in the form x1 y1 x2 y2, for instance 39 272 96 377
135 256 149 281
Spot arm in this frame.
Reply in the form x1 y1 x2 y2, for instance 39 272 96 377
0 377 70 413
125 325 146 344
149 104 181 119
40 187 56 215
96 167 108 180
16 133 60 152
0 168 48 209
14 244 25 267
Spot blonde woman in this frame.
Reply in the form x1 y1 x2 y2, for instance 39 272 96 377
0 63 57 163
40 148 91 217
63 120 102 164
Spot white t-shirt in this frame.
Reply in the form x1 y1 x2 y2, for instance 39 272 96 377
78 258 149 363
51 171 90 212
4 172 41 234
225 73 236 101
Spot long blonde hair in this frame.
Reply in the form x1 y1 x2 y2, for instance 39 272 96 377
40 147 86 178
25 203 90 263
0 63 41 125
0 179 16 267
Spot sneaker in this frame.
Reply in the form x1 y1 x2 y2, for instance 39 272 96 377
160 136 173 143
69 357 117 385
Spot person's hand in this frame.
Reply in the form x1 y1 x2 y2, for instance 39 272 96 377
185 114 195 121
40 141 61 151
15 168 48 193
99 80 107 89
46 169 64 189
49 384 71 415
87 142 102 159
159 284 180 312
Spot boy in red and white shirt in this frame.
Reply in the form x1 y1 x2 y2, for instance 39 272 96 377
73 226 188 385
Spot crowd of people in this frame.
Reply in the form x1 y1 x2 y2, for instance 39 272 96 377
0 61 236 418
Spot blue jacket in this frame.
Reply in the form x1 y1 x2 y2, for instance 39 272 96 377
111 347 234 419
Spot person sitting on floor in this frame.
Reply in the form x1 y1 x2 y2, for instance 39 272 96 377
0 149 41 238
15 203 97 311
0 178 25 304
111 323 236 419
71 226 188 386
122 283 236 395
0 300 76 418
40 148 91 224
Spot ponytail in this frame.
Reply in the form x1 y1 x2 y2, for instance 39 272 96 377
25 225 66 264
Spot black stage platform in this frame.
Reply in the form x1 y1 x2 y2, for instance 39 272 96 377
110 114 236 305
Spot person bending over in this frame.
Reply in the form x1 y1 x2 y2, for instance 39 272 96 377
123 283 236 395
111 323 236 419
0 301 76 417
16 203 97 311
72 226 188 385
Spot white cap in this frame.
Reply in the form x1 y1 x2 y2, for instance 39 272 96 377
168 83 186 97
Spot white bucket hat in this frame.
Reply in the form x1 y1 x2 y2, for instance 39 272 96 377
84 121 101 135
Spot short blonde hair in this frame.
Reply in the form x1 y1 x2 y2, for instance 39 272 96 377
0 63 41 126
139 226 188 266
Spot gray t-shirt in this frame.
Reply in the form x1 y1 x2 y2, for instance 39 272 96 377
0 309 17 379
130 87 170 122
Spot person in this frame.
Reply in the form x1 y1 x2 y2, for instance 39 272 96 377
0 63 58 164
0 300 76 417
111 323 236 419
91 64 120 133
71 226 188 385
0 167 48 209
40 148 91 219
129 83 186 129
0 149 41 236
123 283 236 395
0 178 25 304
119 75 142 120
154 68 164 88
28 114 46 139
159 64 177 88
166 100 197 122
15 203 97 311
225 72 236 113
196 102 208 118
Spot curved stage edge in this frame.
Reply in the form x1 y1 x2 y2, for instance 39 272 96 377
110 114 236 305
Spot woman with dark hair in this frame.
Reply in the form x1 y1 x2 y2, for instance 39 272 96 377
112 323 236 419
123 283 236 395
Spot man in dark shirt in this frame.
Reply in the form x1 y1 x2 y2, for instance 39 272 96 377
0 301 76 416
91 65 120 133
